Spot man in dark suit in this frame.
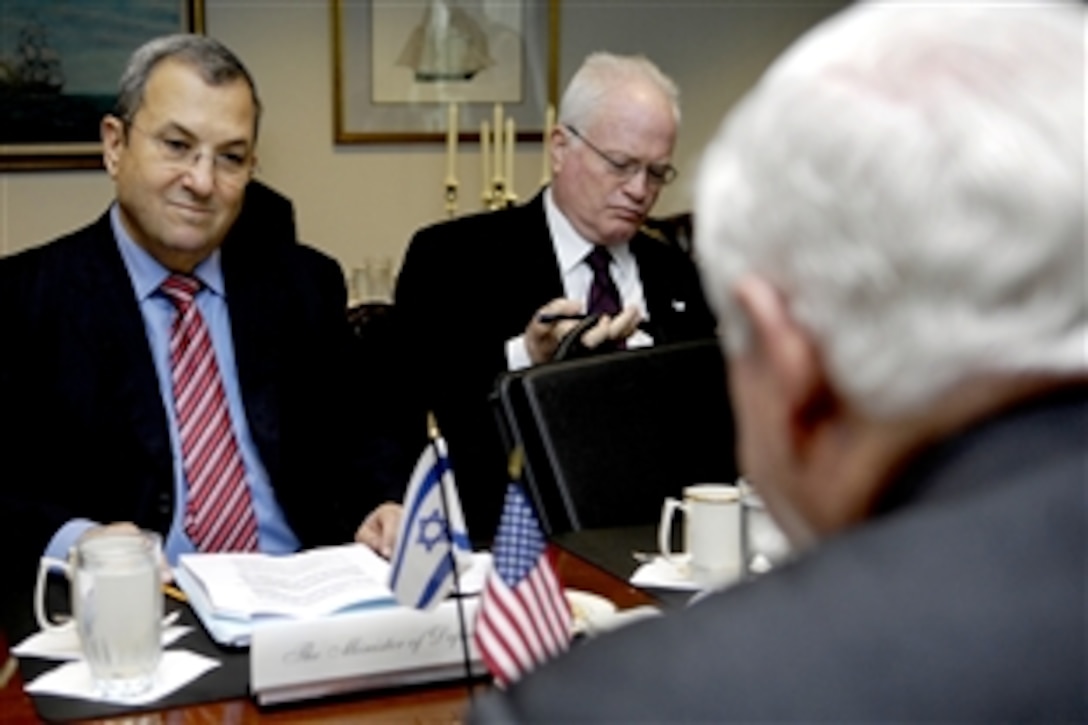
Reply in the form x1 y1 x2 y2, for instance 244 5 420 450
396 53 716 541
0 34 404 631
470 2 1085 720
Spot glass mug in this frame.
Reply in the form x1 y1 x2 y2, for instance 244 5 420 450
35 529 164 699
658 483 743 588
738 478 792 572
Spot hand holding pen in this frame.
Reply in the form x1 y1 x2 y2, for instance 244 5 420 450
538 309 646 335
526 299 643 364
525 299 585 364
536 312 593 325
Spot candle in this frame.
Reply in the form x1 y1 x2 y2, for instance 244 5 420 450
445 103 458 184
480 120 491 198
492 103 504 185
541 104 555 185
505 117 515 195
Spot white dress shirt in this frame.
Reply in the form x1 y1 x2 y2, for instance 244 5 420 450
505 188 653 370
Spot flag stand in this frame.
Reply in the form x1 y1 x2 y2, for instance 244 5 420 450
427 414 477 701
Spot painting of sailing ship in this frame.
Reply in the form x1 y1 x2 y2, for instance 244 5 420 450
334 0 557 144
1 0 202 169
6 21 66 94
373 1 524 104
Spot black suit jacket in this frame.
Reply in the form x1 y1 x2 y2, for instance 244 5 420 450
395 191 716 542
469 387 1088 721
0 194 402 628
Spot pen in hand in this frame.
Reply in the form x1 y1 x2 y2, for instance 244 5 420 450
537 312 589 325
538 311 651 333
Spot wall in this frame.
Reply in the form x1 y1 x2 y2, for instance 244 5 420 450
0 0 845 283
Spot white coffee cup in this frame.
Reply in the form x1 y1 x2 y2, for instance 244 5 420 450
658 484 742 588
35 529 164 699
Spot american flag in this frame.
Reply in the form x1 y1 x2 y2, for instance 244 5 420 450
474 482 572 687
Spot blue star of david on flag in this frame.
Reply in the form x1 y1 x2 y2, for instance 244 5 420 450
417 508 453 551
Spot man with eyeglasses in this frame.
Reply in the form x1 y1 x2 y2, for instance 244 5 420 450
396 52 716 541
0 34 406 630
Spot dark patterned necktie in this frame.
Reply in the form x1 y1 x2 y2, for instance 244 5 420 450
585 246 622 318
161 274 259 553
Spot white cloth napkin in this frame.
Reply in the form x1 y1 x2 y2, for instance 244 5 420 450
12 625 192 661
24 649 220 705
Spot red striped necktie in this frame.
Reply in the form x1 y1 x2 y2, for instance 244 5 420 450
161 274 259 553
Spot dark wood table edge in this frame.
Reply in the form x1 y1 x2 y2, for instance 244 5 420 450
1 533 660 724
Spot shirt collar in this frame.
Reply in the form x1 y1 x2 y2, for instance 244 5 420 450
111 203 226 301
543 187 633 276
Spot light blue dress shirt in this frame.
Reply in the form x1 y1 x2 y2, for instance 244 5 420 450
46 205 301 564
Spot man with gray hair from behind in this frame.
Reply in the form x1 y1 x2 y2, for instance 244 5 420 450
468 2 1084 721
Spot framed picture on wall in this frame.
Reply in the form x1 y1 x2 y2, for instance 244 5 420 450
332 0 559 143
0 0 205 172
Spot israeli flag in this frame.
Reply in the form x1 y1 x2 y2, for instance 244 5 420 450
388 437 472 610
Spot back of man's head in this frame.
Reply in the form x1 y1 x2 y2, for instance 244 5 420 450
695 1 1084 418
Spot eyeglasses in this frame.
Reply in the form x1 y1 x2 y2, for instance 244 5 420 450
565 125 678 187
128 123 254 185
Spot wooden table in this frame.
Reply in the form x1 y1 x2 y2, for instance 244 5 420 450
0 544 656 724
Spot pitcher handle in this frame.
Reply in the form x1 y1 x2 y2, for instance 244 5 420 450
34 556 72 631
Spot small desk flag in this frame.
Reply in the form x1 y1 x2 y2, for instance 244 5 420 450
474 481 572 687
388 436 472 610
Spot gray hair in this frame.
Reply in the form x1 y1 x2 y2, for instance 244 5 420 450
694 1 1085 417
558 51 681 131
113 33 262 137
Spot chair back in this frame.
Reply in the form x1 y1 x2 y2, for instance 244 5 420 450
492 339 738 535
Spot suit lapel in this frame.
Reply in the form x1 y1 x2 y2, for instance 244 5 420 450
511 192 565 305
630 233 702 343
220 235 281 475
74 216 172 464
631 233 669 317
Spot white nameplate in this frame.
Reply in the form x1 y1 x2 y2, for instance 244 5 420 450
250 596 484 705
